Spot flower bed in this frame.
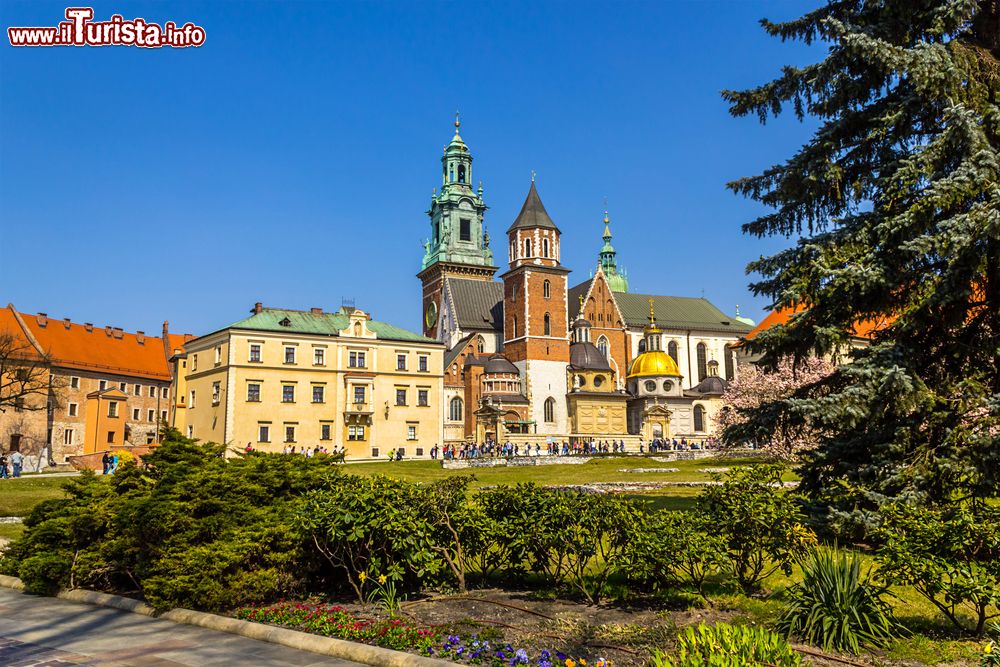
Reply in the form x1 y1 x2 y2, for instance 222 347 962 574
233 601 437 651
429 636 611 667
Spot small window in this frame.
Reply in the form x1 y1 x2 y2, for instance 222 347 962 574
312 385 325 403
321 423 332 440
543 280 550 299
449 396 463 421
397 354 407 370
407 424 417 440
215 346 222 365
697 343 708 381
597 336 609 359
134 384 141 396
662 380 674 392
284 426 296 443
64 429 74 445
68 403 78 417
594 375 605 388
189 390 196 408
106 431 115 443
147 409 155 422
418 356 428 372
149 386 156 398
396 388 407 406
667 340 679 364
694 405 706 432
416 447 424 456
543 313 551 336
353 386 366 404
543 397 555 423
249 344 262 362
192 355 198 371
371 447 379 457
460 218 471 241
119 382 127 391
284 346 296 364
132 408 141 420
282 385 295 403
212 381 221 404
542 238 549 257
107 401 118 418
314 348 325 366
418 389 429 406
70 377 80 389
349 351 366 368
162 387 169 399
258 425 270 442
349 425 366 441
644 380 657 392
247 383 261 402
99 380 107 391
476 336 485 354
161 410 167 421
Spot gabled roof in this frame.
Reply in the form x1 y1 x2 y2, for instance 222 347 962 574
447 278 504 331
507 182 559 233
223 307 436 344
2 304 184 381
614 293 752 334
444 333 476 369
743 304 886 341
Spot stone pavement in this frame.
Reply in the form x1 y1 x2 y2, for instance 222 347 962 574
0 587 363 666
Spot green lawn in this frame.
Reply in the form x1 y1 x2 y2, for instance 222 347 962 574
0 522 24 541
0 477 74 517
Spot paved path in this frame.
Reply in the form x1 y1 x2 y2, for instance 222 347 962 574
0 587 363 666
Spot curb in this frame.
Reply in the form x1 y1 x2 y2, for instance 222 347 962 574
0 575 446 667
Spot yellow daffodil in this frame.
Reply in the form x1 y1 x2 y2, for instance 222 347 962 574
565 659 576 667
985 642 994 655
580 660 587 666
358 571 367 583
378 574 387 585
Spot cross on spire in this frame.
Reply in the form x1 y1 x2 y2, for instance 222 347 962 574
530 169 536 183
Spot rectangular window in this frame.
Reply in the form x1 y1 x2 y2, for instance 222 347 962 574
320 423 331 440
396 354 407 370
249 344 262 362
193 354 198 371
371 447 379 458
149 386 156 397
107 431 115 443
313 348 325 366
353 386 365 404
312 385 325 403
284 426 296 443
119 382 127 391
247 383 261 402
349 351 366 368
161 410 167 422
349 425 366 441
396 446 405 457
282 385 295 403
214 346 222 365
134 384 141 396
147 409 155 422
284 346 296 364
418 389 429 407
212 381 221 404
258 425 270 442
99 380 107 391
132 408 140 421
70 376 79 389
64 429 74 445
108 401 118 418
395 388 407 406
418 356 428 372
459 218 471 241
162 387 169 399
189 390 196 408
407 424 417 441
68 403 78 417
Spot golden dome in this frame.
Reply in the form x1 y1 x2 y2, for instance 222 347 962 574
628 350 681 378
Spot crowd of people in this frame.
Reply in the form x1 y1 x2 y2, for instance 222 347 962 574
429 436 717 460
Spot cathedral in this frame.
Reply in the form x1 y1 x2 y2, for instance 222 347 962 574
417 118 755 448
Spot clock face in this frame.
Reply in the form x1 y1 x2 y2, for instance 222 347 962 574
425 301 439 329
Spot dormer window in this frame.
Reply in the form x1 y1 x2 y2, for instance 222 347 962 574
279 317 291 327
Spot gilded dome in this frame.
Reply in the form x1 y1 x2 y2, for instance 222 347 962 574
628 350 681 378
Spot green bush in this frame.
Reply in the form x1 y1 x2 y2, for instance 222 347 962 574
777 547 902 654
652 622 802 667
876 501 1000 637
698 465 815 593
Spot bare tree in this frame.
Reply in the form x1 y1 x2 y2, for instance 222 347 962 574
0 331 52 414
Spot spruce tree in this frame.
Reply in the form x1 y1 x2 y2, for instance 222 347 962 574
724 0 1000 531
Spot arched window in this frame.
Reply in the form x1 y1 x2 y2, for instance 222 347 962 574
543 313 551 336
693 405 706 432
696 343 708 381
458 164 466 183
667 340 679 364
512 315 518 337
597 335 609 359
638 339 647 353
543 280 550 299
724 346 734 381
524 239 533 257
543 397 555 423
510 240 516 261
476 335 485 354
542 238 549 257
449 397 463 421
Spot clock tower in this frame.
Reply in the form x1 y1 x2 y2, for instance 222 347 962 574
417 115 497 339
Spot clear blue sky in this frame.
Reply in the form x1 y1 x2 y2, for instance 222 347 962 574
0 1 822 337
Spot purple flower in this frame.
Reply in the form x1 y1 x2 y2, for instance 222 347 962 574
556 653 567 661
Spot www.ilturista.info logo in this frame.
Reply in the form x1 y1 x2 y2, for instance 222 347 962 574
8 7 206 48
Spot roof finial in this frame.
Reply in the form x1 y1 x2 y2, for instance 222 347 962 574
454 110 460 130
648 297 657 326
579 294 585 310
530 169 536 183
735 304 741 316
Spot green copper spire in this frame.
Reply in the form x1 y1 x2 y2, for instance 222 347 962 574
422 115 495 271
599 209 629 293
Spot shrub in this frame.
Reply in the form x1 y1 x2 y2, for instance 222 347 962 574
876 501 1000 636
698 465 815 593
652 623 802 667
777 548 902 653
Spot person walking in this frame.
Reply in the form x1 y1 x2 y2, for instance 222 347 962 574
101 451 111 475
9 449 24 478
0 452 8 479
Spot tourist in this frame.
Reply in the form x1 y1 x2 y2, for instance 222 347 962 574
101 451 112 474
0 451 8 479
395 449 403 461
108 452 119 475
245 442 253 453
9 449 24 478
388 448 396 462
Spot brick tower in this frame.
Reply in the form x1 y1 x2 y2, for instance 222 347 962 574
502 179 571 436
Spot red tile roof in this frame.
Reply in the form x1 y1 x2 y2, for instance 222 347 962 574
744 304 888 342
2 305 190 381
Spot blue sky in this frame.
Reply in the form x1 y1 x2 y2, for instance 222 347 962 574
0 1 823 337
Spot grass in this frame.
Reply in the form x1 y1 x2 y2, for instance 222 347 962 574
0 522 25 541
0 476 73 517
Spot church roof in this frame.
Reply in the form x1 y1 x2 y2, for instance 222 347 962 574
447 278 504 331
615 293 753 334
687 375 728 397
484 355 519 375
223 307 436 344
507 182 560 233
569 341 612 371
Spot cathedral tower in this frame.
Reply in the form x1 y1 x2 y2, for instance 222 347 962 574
502 179 571 435
417 115 497 339
598 210 629 293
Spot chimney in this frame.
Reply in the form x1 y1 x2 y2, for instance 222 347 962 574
310 307 323 315
63 318 71 329
136 331 145 344
253 302 263 314
113 327 124 339
162 320 169 337
36 313 48 327
105 325 113 337
85 322 93 332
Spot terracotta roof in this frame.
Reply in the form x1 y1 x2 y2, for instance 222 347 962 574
744 304 888 341
3 305 184 380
